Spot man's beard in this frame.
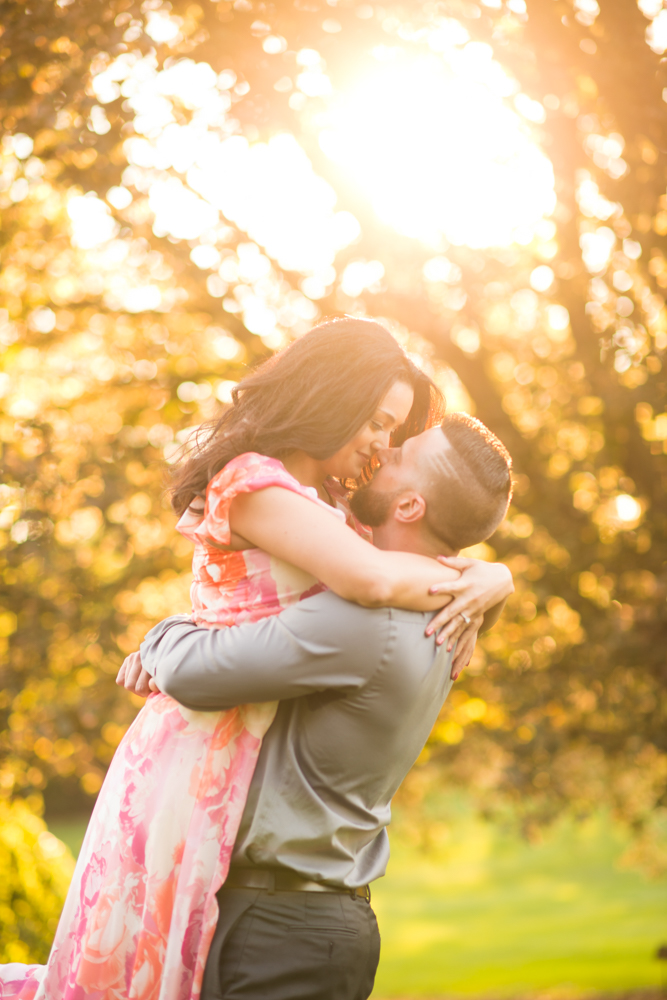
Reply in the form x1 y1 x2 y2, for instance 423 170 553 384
349 482 402 527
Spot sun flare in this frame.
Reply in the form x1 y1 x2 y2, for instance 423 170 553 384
78 32 558 329
320 48 556 249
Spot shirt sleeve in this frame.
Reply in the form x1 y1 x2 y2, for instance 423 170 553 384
140 593 392 709
190 452 343 549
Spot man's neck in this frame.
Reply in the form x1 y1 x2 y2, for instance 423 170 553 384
372 522 456 559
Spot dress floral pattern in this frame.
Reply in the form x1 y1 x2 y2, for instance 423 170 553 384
0 454 358 1000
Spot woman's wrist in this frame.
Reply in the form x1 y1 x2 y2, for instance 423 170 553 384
482 562 514 608
429 558 514 613
422 557 513 643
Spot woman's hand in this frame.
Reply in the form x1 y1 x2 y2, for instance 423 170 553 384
449 615 483 680
116 651 158 697
425 557 513 648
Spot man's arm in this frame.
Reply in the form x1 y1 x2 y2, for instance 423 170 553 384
139 593 391 710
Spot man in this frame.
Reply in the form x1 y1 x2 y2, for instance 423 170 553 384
124 412 513 1000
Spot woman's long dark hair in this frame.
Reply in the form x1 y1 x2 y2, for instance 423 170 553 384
170 316 444 515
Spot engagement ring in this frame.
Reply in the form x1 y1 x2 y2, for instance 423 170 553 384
460 613 471 625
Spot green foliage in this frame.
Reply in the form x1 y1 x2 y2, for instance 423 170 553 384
0 799 74 963
0 0 664 873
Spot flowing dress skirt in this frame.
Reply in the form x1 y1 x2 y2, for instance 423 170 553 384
0 692 273 1000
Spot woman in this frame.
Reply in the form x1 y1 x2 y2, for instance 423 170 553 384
1 318 511 1000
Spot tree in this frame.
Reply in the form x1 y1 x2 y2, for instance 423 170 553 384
0 0 664 899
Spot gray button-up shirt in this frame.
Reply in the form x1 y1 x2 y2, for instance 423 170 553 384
140 592 454 888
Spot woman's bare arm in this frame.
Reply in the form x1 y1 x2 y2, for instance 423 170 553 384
230 487 459 612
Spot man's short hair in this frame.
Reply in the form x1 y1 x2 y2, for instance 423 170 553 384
422 413 512 551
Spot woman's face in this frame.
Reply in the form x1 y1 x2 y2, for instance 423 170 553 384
324 380 415 481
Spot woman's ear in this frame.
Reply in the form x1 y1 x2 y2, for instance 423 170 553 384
393 492 427 524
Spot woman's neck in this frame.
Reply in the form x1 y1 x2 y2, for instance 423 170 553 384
281 451 332 503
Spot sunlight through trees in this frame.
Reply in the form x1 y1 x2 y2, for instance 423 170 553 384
0 2 665 945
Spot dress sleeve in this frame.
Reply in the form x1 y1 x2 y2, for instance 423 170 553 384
194 452 339 548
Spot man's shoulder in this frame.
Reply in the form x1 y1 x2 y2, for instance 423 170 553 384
293 589 391 623
287 592 429 650
278 592 393 653
296 590 425 622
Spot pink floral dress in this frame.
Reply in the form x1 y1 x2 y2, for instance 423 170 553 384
0 454 368 1000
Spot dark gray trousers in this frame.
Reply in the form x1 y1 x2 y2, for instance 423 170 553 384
201 888 381 1000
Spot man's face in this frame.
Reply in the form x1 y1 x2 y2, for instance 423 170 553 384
350 427 447 527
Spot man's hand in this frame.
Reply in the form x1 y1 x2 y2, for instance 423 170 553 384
116 651 158 697
450 615 483 681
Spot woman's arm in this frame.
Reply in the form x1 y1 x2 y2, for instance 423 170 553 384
230 487 459 612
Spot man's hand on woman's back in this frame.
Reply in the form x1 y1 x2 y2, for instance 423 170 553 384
116 650 158 697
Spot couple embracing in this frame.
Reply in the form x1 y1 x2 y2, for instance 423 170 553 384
2 317 514 1000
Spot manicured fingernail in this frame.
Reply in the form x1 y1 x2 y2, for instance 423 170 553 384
425 628 433 636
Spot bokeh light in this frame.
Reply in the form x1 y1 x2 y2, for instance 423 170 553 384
612 493 642 523
186 134 360 274
68 195 119 249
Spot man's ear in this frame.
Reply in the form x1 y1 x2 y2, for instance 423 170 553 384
393 492 427 524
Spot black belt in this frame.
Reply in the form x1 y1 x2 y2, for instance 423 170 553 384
224 867 371 900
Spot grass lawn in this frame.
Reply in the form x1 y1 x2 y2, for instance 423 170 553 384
48 816 90 857
371 805 667 998
47 803 667 998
